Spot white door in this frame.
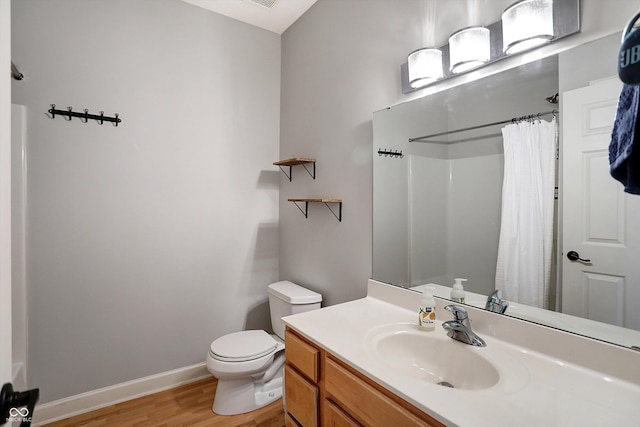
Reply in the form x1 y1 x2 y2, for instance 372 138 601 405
562 77 640 331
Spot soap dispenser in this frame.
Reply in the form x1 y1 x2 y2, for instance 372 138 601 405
418 286 436 331
450 278 467 303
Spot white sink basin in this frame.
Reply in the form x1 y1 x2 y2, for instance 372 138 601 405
364 322 500 390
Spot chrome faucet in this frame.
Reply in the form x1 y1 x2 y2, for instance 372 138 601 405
485 289 509 314
442 305 486 347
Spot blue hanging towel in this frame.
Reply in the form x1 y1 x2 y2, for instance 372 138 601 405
610 84 640 194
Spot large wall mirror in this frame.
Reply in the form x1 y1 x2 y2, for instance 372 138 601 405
373 32 640 350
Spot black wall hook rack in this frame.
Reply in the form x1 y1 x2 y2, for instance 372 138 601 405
48 104 122 126
378 148 404 158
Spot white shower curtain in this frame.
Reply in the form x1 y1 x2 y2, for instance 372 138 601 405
495 118 557 309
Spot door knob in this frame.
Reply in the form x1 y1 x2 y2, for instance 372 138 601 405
567 250 591 263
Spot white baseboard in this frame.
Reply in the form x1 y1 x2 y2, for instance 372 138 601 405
32 362 211 426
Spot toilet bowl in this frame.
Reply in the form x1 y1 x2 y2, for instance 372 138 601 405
206 281 322 415
206 330 286 415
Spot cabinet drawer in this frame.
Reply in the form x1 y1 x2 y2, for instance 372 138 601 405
286 328 320 382
325 357 437 427
285 365 319 427
323 399 362 427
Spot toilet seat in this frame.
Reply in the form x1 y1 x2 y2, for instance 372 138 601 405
209 330 279 362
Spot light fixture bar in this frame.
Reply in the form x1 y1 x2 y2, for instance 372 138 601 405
400 0 579 94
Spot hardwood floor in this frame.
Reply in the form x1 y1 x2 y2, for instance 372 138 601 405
43 377 285 427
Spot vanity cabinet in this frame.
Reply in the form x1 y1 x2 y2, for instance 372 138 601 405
284 327 444 427
285 328 320 427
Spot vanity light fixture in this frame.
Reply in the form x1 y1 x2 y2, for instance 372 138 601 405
449 26 491 73
400 0 578 93
408 48 443 89
502 0 554 55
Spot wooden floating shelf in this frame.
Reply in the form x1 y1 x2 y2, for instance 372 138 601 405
274 158 316 181
288 199 343 222
273 157 316 166
288 198 342 203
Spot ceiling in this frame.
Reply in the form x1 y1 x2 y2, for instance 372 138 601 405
181 0 318 34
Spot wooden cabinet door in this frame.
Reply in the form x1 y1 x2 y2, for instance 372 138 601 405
323 400 362 427
285 328 320 382
325 356 439 427
285 365 319 427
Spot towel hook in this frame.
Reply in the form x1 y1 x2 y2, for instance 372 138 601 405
11 61 24 80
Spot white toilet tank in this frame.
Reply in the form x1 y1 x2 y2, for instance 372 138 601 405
268 281 322 339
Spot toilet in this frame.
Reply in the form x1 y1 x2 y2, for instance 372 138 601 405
206 281 322 415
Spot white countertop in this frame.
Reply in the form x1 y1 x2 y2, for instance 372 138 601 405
282 281 640 427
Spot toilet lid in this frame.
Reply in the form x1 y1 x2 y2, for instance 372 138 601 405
209 330 278 362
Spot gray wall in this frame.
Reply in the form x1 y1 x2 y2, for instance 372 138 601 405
278 0 516 305
12 0 281 403
559 32 621 93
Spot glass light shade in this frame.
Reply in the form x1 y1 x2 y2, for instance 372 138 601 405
408 48 443 89
449 27 491 73
502 0 554 55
